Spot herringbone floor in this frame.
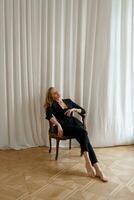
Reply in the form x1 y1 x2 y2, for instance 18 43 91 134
0 145 134 200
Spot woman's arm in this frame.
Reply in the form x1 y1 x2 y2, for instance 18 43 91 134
64 98 86 116
68 98 86 114
64 108 81 116
49 116 63 137
68 99 86 114
49 115 60 126
46 106 63 137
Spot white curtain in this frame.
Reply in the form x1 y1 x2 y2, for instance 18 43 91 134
0 0 134 149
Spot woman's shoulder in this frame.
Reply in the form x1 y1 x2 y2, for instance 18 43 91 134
63 98 73 106
63 98 72 102
47 101 57 109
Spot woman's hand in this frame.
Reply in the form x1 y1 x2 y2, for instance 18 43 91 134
57 124 63 137
64 108 76 116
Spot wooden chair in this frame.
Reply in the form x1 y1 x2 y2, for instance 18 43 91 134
48 113 86 160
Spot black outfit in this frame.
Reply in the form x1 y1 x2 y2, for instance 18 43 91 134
45 98 98 165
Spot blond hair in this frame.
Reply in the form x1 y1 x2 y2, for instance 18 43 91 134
44 87 55 111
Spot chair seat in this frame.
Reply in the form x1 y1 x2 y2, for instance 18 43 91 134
49 132 75 140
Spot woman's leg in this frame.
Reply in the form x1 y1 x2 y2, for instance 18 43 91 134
74 128 98 177
84 133 98 165
63 125 108 181
73 127 98 164
83 151 96 177
79 130 108 182
93 162 108 182
80 134 108 181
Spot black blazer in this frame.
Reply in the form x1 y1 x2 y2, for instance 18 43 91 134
45 98 86 122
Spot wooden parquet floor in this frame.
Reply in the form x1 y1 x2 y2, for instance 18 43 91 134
0 145 134 200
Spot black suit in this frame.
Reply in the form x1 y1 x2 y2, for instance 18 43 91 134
46 98 98 164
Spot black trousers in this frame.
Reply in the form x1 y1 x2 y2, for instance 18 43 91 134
63 125 98 165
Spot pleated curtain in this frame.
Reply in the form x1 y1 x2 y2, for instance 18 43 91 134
0 0 134 149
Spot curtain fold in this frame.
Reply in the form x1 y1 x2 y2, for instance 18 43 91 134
0 0 134 149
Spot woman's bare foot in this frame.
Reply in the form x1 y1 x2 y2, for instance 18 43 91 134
96 170 108 182
93 163 108 182
85 162 96 177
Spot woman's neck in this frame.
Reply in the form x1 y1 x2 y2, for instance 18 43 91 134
56 98 62 103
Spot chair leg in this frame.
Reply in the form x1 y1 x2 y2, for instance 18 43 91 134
55 139 60 160
49 136 52 153
69 139 71 150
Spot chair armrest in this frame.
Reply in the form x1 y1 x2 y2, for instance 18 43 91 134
79 113 86 128
73 112 86 128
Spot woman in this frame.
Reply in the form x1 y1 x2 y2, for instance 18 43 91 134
44 87 108 182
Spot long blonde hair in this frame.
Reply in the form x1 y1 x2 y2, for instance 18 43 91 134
44 87 55 111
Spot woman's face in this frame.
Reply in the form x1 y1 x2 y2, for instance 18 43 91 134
50 88 61 101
